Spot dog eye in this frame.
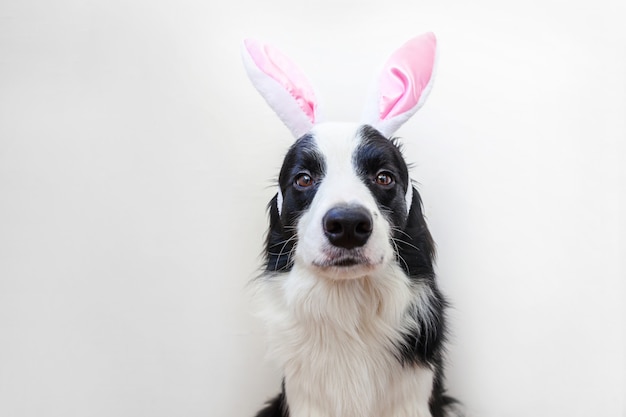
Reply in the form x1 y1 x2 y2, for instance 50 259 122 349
375 172 394 186
294 173 314 188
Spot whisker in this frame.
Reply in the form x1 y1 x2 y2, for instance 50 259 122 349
390 226 413 240
268 233 298 248
273 234 298 270
391 238 411 272
392 237 421 252
283 242 298 271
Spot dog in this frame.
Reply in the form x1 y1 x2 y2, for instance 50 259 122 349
242 33 456 417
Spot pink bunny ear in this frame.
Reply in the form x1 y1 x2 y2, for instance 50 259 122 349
361 32 437 137
242 39 319 138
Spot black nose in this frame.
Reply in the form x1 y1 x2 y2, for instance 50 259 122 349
322 205 373 249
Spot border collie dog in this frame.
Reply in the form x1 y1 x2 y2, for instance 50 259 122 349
242 33 455 417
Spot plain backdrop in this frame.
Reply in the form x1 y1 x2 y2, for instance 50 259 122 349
1 0 625 416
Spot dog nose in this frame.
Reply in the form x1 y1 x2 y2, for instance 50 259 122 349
322 205 373 249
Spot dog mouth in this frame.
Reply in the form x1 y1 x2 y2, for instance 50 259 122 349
325 257 363 267
312 249 372 268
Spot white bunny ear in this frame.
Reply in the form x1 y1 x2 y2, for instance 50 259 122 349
242 39 319 138
361 32 437 137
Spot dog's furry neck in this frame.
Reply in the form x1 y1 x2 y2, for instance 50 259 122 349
255 263 438 417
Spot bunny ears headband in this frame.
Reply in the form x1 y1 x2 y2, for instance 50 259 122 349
242 32 437 138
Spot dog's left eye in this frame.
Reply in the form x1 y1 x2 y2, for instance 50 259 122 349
375 171 394 186
294 173 314 188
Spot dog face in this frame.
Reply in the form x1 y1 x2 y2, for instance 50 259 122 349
267 122 415 280
243 34 438 279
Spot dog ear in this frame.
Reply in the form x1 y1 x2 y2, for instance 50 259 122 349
242 39 320 139
361 32 437 138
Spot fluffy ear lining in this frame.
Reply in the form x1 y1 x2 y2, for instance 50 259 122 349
362 32 437 137
242 39 318 138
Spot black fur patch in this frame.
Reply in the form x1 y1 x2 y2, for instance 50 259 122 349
354 125 411 228
254 383 288 417
264 134 326 272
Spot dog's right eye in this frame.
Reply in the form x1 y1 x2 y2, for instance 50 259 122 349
375 171 394 186
294 173 314 189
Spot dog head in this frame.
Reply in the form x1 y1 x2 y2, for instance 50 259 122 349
242 34 437 280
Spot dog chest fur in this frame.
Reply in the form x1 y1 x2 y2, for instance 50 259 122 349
255 262 436 417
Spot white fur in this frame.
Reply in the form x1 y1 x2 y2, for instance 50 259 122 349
276 188 284 216
255 123 436 417
405 180 414 213
254 264 436 417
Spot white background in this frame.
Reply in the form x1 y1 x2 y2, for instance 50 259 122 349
1 0 624 416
